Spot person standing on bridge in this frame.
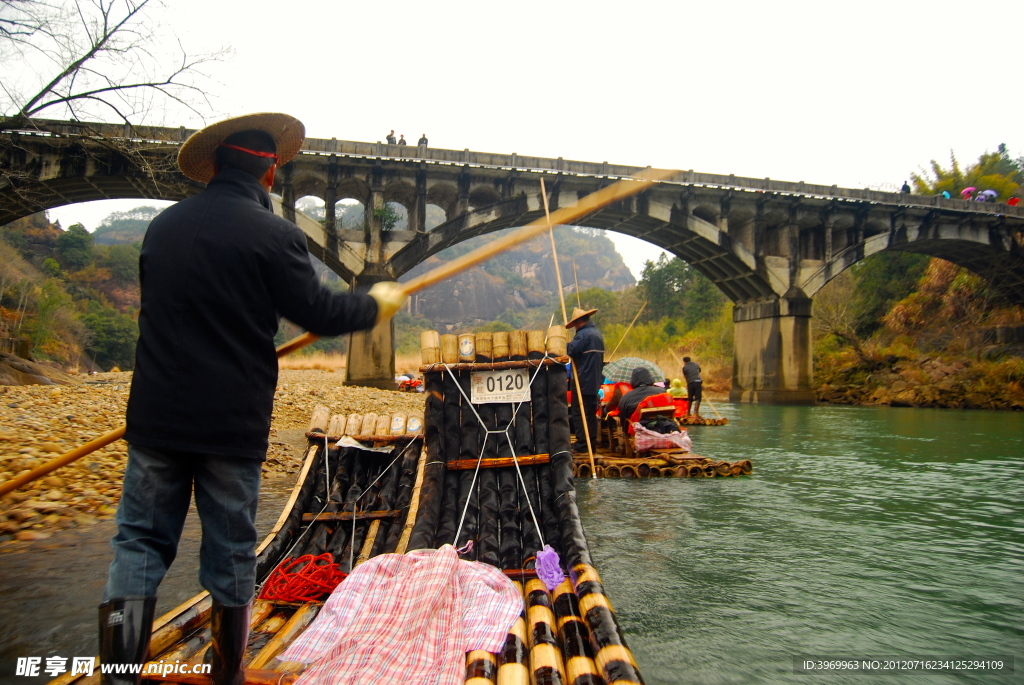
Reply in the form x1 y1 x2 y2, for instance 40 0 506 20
566 306 604 453
398 134 406 146
99 112 406 685
418 133 428 146
682 356 703 417
386 129 396 144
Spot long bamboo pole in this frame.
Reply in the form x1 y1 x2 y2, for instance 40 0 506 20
607 300 647 359
400 167 674 295
572 260 582 308
541 178 597 478
0 333 322 498
0 169 673 497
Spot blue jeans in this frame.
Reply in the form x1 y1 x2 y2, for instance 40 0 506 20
104 444 262 606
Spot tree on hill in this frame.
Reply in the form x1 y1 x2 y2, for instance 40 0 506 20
80 299 137 369
92 205 163 244
911 144 1022 201
56 223 93 270
848 252 930 335
638 254 727 329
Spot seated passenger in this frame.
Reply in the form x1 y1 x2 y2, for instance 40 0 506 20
667 378 687 398
601 381 631 418
617 367 666 426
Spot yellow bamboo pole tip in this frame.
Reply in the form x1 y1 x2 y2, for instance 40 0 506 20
573 564 602 585
496 662 529 684
578 592 613 616
527 604 556 633
595 644 640 671
552 577 575 599
565 655 601 680
529 642 566 674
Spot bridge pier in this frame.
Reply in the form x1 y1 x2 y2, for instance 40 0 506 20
730 294 816 405
346 270 397 389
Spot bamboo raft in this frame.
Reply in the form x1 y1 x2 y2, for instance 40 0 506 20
51 328 645 685
575 456 753 479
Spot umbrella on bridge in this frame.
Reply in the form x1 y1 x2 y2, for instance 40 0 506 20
981 189 998 198
602 357 664 384
960 187 976 198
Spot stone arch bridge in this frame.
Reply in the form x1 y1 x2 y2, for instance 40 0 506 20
3 118 1023 398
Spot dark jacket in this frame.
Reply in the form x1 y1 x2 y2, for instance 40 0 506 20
125 169 378 459
566 321 604 395
682 361 702 384
618 367 665 423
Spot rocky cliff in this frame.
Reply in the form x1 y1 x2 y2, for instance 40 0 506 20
400 226 635 329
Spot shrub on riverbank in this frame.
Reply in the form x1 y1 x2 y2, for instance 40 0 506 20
815 255 1024 410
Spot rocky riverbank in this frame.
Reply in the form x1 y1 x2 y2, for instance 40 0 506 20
0 370 425 549
816 355 1024 410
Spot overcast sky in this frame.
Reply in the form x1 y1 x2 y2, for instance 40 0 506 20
46 0 1024 277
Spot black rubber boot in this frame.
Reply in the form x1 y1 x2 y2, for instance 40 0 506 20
98 596 157 685
209 601 251 685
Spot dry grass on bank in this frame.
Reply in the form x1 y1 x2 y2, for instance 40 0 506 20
278 352 424 375
278 352 346 372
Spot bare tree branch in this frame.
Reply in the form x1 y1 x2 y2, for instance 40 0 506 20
1 0 226 126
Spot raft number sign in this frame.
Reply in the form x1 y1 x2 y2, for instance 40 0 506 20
470 369 531 404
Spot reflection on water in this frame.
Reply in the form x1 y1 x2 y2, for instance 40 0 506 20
578 404 1023 685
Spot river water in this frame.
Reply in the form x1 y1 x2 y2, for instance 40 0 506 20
1 405 1020 684
578 403 1022 684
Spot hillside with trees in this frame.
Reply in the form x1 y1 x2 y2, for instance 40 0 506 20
815 145 1024 410
1 213 140 372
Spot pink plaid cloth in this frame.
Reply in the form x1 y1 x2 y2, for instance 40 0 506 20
632 423 692 452
280 544 523 685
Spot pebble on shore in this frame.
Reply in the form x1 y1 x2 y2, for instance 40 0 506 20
0 370 425 551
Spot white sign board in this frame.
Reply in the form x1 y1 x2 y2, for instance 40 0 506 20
470 368 531 404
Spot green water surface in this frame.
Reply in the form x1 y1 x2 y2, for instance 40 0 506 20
577 404 1022 685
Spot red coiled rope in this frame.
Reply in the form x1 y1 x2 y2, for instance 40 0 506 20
258 553 347 602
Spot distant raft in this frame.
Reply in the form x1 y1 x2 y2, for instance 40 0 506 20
576 455 753 479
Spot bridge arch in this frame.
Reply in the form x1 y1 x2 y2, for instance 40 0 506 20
389 193 778 304
5 117 1023 396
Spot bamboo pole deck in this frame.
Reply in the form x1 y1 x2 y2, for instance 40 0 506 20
57 338 659 685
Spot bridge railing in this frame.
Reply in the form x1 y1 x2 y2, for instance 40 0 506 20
6 118 1023 219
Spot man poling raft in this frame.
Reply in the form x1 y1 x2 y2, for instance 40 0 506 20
99 113 407 685
0 112 676 685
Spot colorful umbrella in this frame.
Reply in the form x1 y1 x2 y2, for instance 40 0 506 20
960 187 976 197
601 357 663 384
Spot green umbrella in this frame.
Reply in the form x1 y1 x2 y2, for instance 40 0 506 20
601 357 663 384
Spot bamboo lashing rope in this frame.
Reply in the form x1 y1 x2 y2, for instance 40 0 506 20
540 177 597 478
0 169 673 497
607 300 647 359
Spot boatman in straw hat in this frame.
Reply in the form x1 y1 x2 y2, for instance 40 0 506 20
98 113 406 685
566 306 604 454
